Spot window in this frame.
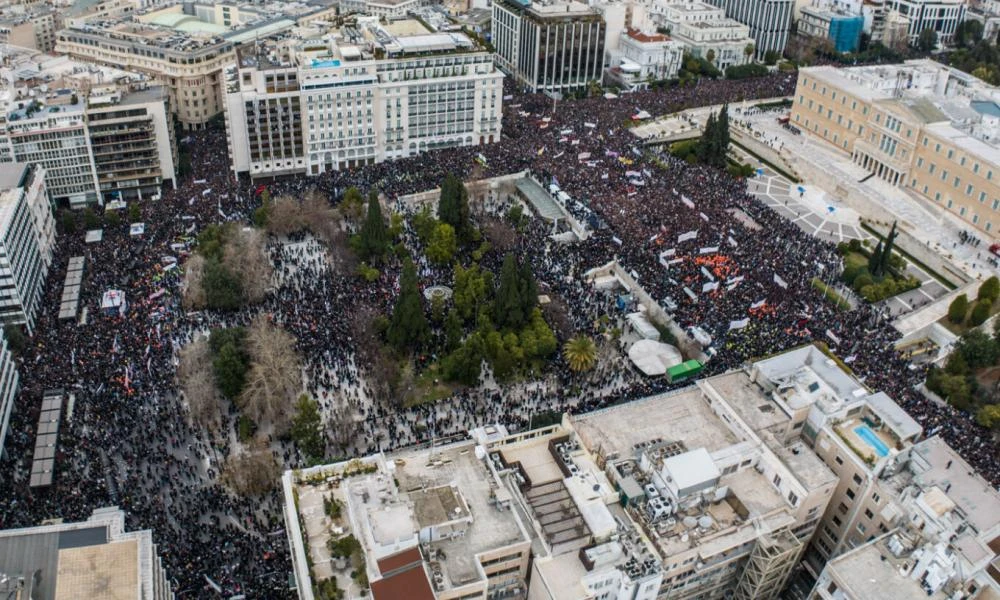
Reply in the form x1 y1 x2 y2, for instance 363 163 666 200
835 455 843 465
872 492 881 503
974 163 980 174
917 157 924 167
788 491 799 506
846 488 856 500
858 523 867 534
838 502 848 514
832 515 842 526
852 473 862 484
980 191 987 203
929 163 936 174
935 143 941 152
993 199 999 211
947 149 954 159
968 184 974 196
865 508 874 519
773 474 782 487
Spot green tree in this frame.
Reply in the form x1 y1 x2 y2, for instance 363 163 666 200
978 276 1000 302
291 394 325 462
61 211 76 233
697 112 716 164
438 174 471 243
956 329 998 369
705 49 716 65
744 44 755 62
83 207 99 229
426 222 457 265
494 254 537 330
917 28 938 52
955 20 984 48
453 263 493 322
106 211 121 228
945 351 969 376
412 205 438 244
445 308 463 351
948 294 970 324
128 203 141 223
976 404 1000 429
357 191 388 263
970 299 992 326
938 373 972 410
563 335 597 372
213 341 248 399
341 186 365 218
443 331 485 385
868 241 884 276
203 259 244 310
3 324 26 356
877 222 898 276
763 49 780 65
386 257 429 352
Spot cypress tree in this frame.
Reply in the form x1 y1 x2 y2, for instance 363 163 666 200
868 241 883 276
387 257 429 351
494 253 525 330
697 113 716 164
518 259 539 319
359 190 388 263
714 105 731 168
879 221 898 276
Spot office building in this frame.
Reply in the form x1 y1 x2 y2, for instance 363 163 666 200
653 1 756 70
705 0 794 58
0 506 173 599
0 326 20 460
791 61 1000 237
0 163 55 332
798 5 865 52
55 1 337 129
606 28 686 91
0 47 177 205
883 0 966 46
224 18 502 178
284 346 847 599
492 0 606 93
807 435 1000 599
0 7 57 51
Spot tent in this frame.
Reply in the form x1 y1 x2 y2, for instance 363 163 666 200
628 340 683 376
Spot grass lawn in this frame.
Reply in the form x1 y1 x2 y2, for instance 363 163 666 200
404 362 456 407
811 277 851 311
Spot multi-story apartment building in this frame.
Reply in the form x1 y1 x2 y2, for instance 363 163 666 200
0 327 20 460
492 0 607 93
0 8 57 51
606 29 685 91
283 427 534 600
224 19 503 178
55 1 336 129
652 1 756 70
705 0 794 58
0 506 173 599
0 47 177 205
284 347 847 600
883 0 966 46
797 5 865 52
808 436 1000 599
0 163 55 332
791 61 1000 238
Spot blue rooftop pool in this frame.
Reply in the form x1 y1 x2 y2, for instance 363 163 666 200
311 58 341 68
854 425 889 457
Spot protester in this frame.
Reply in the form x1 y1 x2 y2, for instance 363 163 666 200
0 71 995 599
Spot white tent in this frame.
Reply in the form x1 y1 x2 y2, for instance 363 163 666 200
101 289 127 316
628 340 683 376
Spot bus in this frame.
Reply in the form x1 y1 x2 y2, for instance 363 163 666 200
666 360 703 383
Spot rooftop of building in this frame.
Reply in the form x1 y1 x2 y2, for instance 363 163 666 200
624 28 672 43
571 387 739 458
0 507 155 600
0 162 29 191
287 439 529 596
0 48 164 122
826 533 951 600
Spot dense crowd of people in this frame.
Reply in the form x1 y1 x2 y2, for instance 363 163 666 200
0 71 996 598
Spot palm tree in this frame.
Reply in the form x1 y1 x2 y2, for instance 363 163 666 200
563 335 597 372
744 44 755 63
705 49 716 66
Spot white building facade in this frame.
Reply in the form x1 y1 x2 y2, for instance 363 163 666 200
883 0 966 45
0 163 55 333
0 327 20 460
606 29 685 90
653 1 755 70
225 29 503 178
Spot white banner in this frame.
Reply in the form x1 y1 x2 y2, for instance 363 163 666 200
751 299 766 309
678 231 698 243
703 281 719 293
681 196 695 209
684 287 698 302
699 246 719 255
727 275 744 285
700 266 715 281
728 236 738 248
826 329 841 345
700 212 710 222
773 274 788 289
729 318 750 330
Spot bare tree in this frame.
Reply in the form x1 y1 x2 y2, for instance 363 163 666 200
221 440 280 496
238 315 302 434
481 216 518 253
177 338 221 428
327 401 356 456
181 253 207 310
541 295 574 341
223 228 273 304
266 194 306 237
